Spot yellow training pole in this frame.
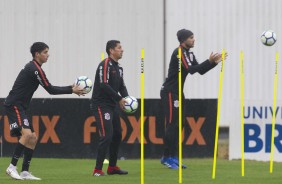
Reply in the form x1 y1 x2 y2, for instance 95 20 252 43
270 52 279 173
140 49 145 184
178 47 183 184
212 49 226 179
240 51 245 177
101 51 110 164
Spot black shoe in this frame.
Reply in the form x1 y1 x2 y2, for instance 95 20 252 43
107 166 128 175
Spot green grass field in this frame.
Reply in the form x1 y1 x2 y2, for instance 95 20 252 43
0 157 281 184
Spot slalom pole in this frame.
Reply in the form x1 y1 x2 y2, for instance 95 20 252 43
178 47 183 184
240 51 245 176
270 52 279 173
101 52 110 164
212 49 226 179
140 48 145 184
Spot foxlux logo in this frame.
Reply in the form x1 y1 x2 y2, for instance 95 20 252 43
244 106 282 153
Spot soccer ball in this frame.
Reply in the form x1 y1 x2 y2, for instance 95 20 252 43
123 96 138 113
261 30 277 46
74 76 93 94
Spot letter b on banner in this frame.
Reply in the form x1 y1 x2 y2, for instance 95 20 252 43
244 124 282 153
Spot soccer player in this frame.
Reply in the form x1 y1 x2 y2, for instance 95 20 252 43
3 42 85 180
90 40 129 176
160 29 228 169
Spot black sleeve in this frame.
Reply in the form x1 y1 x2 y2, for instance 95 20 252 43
99 61 123 102
32 64 72 95
187 54 217 75
119 68 129 97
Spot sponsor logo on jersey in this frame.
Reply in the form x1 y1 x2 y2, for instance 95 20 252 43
35 70 44 86
119 69 123 77
184 51 191 66
99 66 103 83
10 122 18 130
174 100 179 108
189 52 194 62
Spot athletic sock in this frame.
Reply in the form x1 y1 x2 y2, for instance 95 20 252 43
22 147 34 171
163 149 170 158
11 142 25 166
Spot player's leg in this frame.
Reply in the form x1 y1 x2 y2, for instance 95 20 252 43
170 94 187 169
4 105 40 180
171 93 186 157
93 105 113 176
19 129 41 180
107 106 128 175
160 90 178 169
4 105 24 180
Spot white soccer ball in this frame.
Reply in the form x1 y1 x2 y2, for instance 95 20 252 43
261 30 277 46
74 76 93 94
123 96 138 114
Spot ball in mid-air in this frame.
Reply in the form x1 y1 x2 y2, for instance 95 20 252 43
261 30 277 46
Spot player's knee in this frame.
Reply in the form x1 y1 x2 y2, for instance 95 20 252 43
106 134 113 143
166 123 177 132
27 133 37 145
31 134 38 144
113 132 122 142
101 134 112 145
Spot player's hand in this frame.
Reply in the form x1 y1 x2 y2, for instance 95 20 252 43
72 84 86 96
119 98 127 110
209 52 228 64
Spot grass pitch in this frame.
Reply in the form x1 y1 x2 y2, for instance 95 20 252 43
0 157 281 184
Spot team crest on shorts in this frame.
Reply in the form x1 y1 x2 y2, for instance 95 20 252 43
10 122 18 130
23 119 29 126
104 113 110 120
174 100 179 108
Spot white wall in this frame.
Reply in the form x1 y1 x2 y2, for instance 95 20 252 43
1 0 282 127
166 0 282 126
0 0 164 99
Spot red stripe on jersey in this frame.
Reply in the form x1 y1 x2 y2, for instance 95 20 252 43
103 58 109 83
98 107 105 136
33 60 49 86
168 92 172 123
178 46 189 69
13 106 22 126
181 52 189 69
181 54 189 69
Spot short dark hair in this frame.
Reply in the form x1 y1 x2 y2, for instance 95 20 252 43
30 42 49 57
106 40 120 55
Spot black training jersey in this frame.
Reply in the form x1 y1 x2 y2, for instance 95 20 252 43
162 46 217 94
91 57 128 108
4 60 72 109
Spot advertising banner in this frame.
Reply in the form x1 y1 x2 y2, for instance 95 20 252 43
229 101 282 162
0 98 217 159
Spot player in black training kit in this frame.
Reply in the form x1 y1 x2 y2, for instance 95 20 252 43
160 29 228 169
4 42 85 180
91 40 129 176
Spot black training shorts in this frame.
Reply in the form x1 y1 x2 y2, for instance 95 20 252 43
4 105 34 137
